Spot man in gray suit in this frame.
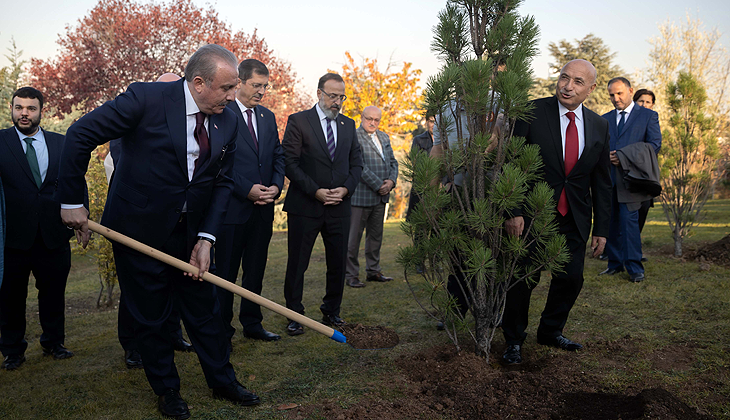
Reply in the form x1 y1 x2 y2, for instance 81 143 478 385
345 106 399 288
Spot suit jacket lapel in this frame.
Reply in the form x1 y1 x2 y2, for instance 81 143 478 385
573 107 598 174
164 80 188 177
42 129 60 189
230 103 259 156
306 107 331 160
334 114 348 161
620 106 639 138
4 128 38 186
545 97 565 172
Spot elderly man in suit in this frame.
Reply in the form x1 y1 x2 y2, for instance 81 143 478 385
105 73 195 371
599 77 661 283
215 59 285 345
0 87 76 371
502 59 612 365
59 44 260 418
281 73 363 336
345 106 398 288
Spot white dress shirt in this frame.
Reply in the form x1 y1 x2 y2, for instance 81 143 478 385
558 101 586 160
183 81 206 182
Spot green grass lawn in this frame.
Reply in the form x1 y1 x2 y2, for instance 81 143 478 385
1 200 729 419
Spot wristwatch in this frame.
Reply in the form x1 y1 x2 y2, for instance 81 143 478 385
197 236 215 246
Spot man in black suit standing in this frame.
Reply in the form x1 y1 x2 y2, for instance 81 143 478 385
501 59 611 365
215 59 285 345
59 45 260 418
281 73 363 336
0 87 76 370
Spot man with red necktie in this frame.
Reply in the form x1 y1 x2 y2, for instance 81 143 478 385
501 59 612 365
216 59 285 346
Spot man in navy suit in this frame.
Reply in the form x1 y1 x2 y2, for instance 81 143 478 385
106 73 195 371
281 73 363 336
0 87 76 370
598 77 661 283
59 45 260 418
215 59 285 344
502 60 612 365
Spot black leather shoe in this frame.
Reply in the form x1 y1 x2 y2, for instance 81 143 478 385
502 344 522 365
537 335 583 351
286 320 304 336
42 344 74 360
629 273 645 283
1 354 26 370
598 268 623 276
212 380 261 406
124 349 143 369
158 388 190 419
244 326 281 342
173 338 195 353
366 272 393 282
322 314 346 327
641 256 648 262
346 277 366 288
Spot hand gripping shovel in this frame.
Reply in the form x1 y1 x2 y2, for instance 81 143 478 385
87 220 346 343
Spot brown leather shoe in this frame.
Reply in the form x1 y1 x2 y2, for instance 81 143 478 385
366 272 393 282
346 277 366 288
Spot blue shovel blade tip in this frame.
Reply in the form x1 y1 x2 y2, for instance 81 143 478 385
330 330 347 343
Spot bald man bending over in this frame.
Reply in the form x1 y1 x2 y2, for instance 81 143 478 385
501 59 612 365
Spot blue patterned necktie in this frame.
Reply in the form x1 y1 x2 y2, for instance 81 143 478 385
325 117 336 160
617 111 626 135
23 137 43 188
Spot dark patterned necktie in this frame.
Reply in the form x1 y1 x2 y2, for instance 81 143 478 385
617 111 626 135
325 117 336 160
245 109 258 151
23 137 43 188
193 112 210 175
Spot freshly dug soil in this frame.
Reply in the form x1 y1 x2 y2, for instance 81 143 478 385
693 234 730 267
341 323 399 349
289 343 716 420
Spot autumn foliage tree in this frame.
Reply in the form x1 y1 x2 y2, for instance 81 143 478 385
335 51 422 142
30 0 309 135
333 52 422 218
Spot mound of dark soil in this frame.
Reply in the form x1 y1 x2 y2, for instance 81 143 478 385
693 234 730 267
341 324 399 349
288 344 715 420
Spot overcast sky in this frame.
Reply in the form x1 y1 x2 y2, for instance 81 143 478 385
1 0 728 95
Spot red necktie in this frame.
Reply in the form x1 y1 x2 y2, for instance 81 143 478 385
245 109 258 151
193 111 210 175
558 111 578 216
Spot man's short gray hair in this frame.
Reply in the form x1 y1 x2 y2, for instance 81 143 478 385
184 44 238 85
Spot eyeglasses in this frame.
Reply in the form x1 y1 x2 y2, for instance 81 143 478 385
363 117 380 123
320 89 347 102
245 81 270 91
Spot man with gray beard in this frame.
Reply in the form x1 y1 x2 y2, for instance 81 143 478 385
281 73 363 336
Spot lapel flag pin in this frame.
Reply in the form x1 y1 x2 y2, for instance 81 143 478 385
260 113 264 118
214 123 218 130
340 121 344 125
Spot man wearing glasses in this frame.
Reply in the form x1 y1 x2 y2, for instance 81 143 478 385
345 106 398 288
281 73 363 336
216 59 285 347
